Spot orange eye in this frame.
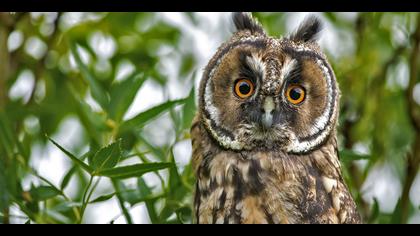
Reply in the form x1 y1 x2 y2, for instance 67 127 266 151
286 85 305 105
234 79 254 99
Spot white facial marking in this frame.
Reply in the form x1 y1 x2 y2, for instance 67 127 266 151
280 58 297 81
246 54 265 79
262 96 275 129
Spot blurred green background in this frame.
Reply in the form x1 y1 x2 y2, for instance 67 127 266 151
0 12 419 224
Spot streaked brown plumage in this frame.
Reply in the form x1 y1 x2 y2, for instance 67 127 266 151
191 12 361 224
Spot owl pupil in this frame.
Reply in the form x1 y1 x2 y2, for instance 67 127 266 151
239 82 251 95
290 88 302 100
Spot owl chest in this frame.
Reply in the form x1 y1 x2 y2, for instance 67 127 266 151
194 151 309 224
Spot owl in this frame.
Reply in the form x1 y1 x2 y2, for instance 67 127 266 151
190 12 361 224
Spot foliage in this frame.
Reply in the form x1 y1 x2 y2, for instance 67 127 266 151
0 12 420 224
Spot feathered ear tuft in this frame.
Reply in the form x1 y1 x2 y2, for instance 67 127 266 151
232 12 265 35
289 15 323 43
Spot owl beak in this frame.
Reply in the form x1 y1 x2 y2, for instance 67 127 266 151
261 96 275 129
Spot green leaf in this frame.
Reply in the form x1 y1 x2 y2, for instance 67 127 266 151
179 53 195 77
181 83 196 133
60 150 91 190
368 198 380 223
70 43 109 109
0 160 9 211
53 202 82 212
89 193 115 204
30 186 60 201
95 162 172 179
175 206 192 224
157 150 187 223
47 136 93 174
118 98 187 134
111 180 133 224
390 198 403 223
138 178 159 224
167 150 186 200
0 112 15 158
60 166 76 191
90 139 122 174
339 149 370 162
0 112 26 160
108 73 146 122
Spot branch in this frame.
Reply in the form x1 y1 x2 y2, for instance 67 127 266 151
27 13 63 105
400 13 420 224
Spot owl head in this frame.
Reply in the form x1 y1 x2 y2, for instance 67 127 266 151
198 12 339 154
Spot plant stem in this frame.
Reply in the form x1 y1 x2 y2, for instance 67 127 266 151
32 170 81 222
2 208 9 224
112 180 133 224
86 178 101 204
78 176 94 224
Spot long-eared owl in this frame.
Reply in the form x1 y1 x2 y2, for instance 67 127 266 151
191 12 361 224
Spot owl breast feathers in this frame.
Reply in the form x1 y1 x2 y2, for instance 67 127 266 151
191 12 361 224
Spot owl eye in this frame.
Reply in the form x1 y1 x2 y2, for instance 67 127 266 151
286 85 305 105
234 79 254 99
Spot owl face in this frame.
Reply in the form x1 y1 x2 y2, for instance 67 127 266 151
198 13 339 154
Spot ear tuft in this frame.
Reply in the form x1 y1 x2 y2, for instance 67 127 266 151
232 12 265 35
289 15 323 43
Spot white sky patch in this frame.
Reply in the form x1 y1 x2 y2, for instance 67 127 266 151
89 31 117 60
409 173 420 207
124 79 165 121
387 61 409 90
142 113 175 148
85 92 103 113
84 197 122 224
173 139 193 171
351 142 370 171
25 36 48 60
361 162 402 213
7 30 24 52
9 69 35 103
115 59 136 82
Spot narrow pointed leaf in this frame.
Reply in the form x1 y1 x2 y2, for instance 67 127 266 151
108 73 146 122
181 83 196 132
138 177 159 223
119 99 187 133
61 150 92 190
89 193 115 204
30 186 60 201
95 162 172 179
339 149 370 162
53 202 82 212
47 136 93 174
70 44 109 109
